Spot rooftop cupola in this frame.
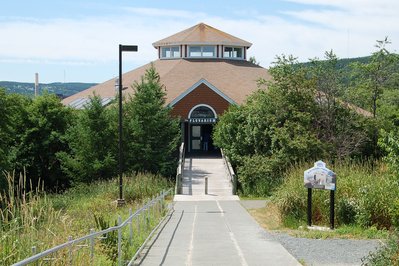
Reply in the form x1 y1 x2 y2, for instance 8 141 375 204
152 23 252 60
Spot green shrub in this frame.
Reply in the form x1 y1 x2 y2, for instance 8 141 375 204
237 155 283 196
337 197 357 224
362 230 399 265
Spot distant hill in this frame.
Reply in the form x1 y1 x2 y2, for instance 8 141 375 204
300 55 371 69
0 81 97 98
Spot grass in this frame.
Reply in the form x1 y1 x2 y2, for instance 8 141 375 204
0 171 172 265
248 203 390 240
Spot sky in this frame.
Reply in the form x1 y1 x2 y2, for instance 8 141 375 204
0 0 398 83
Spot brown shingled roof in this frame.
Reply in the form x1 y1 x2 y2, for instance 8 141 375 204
152 23 252 48
62 59 271 106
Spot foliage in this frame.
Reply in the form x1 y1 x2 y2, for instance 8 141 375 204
214 53 368 196
12 93 73 190
273 161 399 229
0 81 96 97
123 65 181 177
0 89 31 176
362 230 399 266
0 171 171 265
345 38 399 158
379 128 399 178
237 155 283 196
58 95 117 184
309 51 371 159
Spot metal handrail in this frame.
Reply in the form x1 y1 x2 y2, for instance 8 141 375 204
13 189 172 266
175 142 185 194
221 149 237 195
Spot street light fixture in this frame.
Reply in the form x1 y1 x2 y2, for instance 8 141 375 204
117 44 138 207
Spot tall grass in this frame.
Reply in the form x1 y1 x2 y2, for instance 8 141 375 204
273 160 399 230
0 172 62 264
0 171 172 265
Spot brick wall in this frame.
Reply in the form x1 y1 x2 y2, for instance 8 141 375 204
170 83 230 119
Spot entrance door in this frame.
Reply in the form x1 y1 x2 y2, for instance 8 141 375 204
191 125 202 152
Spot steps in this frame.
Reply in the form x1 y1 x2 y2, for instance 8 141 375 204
174 156 239 201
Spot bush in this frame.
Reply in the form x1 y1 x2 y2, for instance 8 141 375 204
273 161 399 229
362 230 399 265
237 155 284 197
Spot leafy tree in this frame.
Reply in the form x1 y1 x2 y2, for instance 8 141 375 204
123 65 180 177
0 90 31 190
0 88 13 173
249 56 260 66
214 55 323 195
379 128 399 177
309 51 371 158
58 95 117 184
14 93 72 190
347 37 399 157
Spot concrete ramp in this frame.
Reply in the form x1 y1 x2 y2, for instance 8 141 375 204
174 156 239 201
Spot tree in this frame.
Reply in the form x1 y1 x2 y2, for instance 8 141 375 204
58 95 118 184
14 93 72 190
348 38 399 158
123 65 180 177
309 51 370 158
0 90 31 190
214 55 323 195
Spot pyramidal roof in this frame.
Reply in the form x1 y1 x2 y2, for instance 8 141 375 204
152 23 252 48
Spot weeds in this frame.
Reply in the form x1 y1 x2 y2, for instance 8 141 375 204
1 171 171 265
273 160 399 230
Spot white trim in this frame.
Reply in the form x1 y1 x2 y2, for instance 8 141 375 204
188 104 218 119
169 78 236 107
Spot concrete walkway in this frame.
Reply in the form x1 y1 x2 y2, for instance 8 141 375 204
133 155 300 265
174 156 239 201
134 201 300 265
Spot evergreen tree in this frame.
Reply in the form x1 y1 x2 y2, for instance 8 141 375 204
58 95 118 184
124 65 180 177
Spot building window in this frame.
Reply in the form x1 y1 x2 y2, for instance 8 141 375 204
190 106 215 118
188 46 216 58
161 46 180 58
223 47 243 59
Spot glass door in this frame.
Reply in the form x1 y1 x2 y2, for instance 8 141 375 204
191 125 201 151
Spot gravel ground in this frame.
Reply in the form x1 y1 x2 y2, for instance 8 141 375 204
241 200 383 266
271 232 382 266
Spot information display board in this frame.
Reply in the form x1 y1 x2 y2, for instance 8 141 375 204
304 160 336 191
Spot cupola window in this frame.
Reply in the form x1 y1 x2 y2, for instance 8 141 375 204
224 47 243 59
188 46 216 58
161 46 180 58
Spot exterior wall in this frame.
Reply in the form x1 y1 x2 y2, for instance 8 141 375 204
171 83 230 119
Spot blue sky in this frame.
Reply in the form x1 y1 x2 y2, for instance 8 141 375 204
1 0 398 83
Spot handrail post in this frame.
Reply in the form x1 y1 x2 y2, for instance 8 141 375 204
89 228 95 265
68 236 73 266
232 174 237 195
129 208 133 246
31 246 38 266
137 214 140 237
117 216 122 266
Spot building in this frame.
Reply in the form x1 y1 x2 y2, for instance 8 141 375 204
62 23 272 153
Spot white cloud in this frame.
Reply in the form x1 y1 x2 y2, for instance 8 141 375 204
0 3 398 82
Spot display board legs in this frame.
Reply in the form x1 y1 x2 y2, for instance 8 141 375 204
330 190 335 229
307 188 312 226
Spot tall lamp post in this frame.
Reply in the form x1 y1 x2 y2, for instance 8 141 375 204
117 44 138 207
